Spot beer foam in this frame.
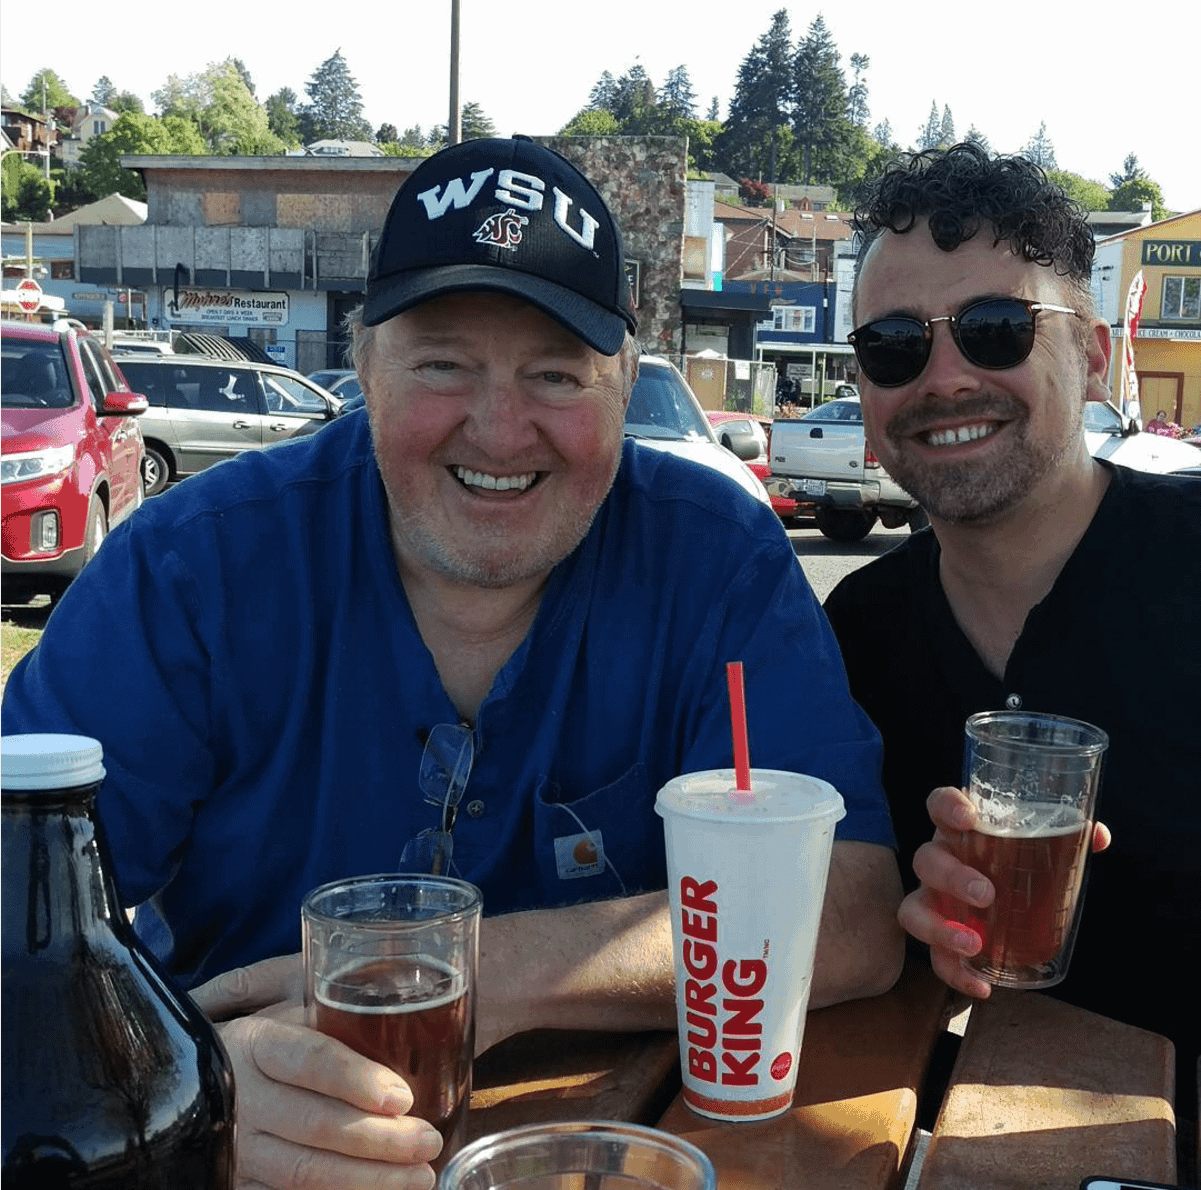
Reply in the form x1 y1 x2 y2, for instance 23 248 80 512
316 955 465 1015
972 806 1088 839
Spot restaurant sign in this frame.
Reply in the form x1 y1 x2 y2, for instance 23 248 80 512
163 289 289 327
1141 240 1201 268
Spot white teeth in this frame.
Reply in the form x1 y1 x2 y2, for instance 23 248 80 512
454 467 538 492
925 424 995 447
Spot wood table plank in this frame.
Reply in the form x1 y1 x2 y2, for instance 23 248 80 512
468 1028 681 1140
655 957 953 1190
918 990 1177 1189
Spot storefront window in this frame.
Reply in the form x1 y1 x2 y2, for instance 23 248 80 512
1162 275 1200 320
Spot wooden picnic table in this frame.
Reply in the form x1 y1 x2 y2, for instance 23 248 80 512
463 957 1185 1189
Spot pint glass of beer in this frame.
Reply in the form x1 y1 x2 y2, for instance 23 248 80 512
301 874 481 1168
945 712 1108 989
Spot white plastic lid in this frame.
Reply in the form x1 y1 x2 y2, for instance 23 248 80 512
1 734 106 790
655 768 846 825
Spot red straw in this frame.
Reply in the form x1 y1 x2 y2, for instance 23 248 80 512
726 661 752 792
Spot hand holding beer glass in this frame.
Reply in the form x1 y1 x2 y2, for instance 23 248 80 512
940 712 1108 989
301 874 482 1171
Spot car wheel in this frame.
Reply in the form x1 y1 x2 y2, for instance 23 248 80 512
142 444 170 496
82 496 108 566
815 507 875 543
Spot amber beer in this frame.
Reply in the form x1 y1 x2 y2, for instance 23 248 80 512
314 955 471 1155
949 808 1091 980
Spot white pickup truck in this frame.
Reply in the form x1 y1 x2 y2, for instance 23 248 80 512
769 396 923 542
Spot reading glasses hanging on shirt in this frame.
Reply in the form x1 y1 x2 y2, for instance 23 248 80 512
399 722 475 876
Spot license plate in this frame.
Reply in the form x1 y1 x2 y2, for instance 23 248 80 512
801 479 826 497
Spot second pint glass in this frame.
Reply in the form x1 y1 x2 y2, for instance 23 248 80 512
301 874 481 1168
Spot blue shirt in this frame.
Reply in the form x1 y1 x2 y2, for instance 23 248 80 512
4 412 893 988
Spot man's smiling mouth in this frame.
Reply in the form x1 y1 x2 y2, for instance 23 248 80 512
452 466 541 493
921 423 1000 448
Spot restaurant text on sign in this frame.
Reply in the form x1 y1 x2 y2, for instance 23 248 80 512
162 289 289 327
1140 240 1201 268
679 877 768 1087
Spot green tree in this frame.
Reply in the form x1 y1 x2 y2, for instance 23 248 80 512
559 108 621 136
1 158 52 222
609 64 658 134
872 119 896 149
587 72 618 112
231 58 256 98
706 97 720 121
1109 152 1144 188
376 122 398 144
430 101 497 145
1021 121 1057 170
265 88 302 145
92 76 117 106
1048 170 1109 212
657 65 697 123
846 53 870 128
20 69 78 117
717 9 796 183
1109 175 1168 221
792 13 851 185
399 125 427 148
940 105 955 147
110 91 145 115
964 124 991 154
203 62 283 154
918 101 942 150
77 111 207 201
301 49 372 142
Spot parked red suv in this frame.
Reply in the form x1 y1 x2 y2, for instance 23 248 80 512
2 320 148 602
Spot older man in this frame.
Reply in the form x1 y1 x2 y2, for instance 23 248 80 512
823 143 1200 1174
4 138 902 1189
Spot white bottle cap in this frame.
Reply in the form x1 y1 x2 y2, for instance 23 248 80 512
1 734 106 790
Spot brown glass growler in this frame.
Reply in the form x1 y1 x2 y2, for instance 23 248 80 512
1 734 236 1187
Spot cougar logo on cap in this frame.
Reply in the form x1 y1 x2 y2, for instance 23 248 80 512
473 208 529 252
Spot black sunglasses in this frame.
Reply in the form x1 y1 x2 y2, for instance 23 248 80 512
847 297 1077 388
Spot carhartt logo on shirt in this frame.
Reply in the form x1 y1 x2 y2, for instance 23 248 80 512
554 830 605 880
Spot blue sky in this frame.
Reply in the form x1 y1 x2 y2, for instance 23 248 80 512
4 0 1197 212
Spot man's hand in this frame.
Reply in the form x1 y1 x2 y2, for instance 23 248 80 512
897 787 1111 999
192 956 443 1190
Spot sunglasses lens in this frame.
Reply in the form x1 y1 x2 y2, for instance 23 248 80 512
956 300 1037 370
852 318 930 387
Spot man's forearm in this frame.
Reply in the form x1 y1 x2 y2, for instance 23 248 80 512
808 840 906 1010
475 840 905 1053
476 890 677 1052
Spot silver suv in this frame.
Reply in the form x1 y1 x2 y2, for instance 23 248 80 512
115 355 343 494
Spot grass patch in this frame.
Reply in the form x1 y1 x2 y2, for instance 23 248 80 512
1 619 44 692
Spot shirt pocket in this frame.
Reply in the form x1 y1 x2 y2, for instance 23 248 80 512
532 763 666 903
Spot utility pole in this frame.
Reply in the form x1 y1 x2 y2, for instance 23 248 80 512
448 0 462 145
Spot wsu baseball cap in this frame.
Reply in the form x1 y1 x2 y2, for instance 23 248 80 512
363 136 637 355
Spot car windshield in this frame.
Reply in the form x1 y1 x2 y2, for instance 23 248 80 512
1084 403 1122 434
800 398 861 424
625 364 712 442
1 338 74 410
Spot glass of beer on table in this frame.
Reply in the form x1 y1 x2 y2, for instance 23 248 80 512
301 874 481 1170
943 711 1108 989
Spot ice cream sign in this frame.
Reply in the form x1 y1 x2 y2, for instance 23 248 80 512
163 289 289 327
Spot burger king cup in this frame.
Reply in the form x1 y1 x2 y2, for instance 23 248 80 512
655 769 845 1122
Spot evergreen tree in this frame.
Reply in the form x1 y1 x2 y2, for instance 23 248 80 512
964 124 991 154
430 101 497 146
92 76 117 106
609 63 657 133
231 58 256 98
588 72 618 112
792 13 851 185
265 88 302 145
940 104 955 146
706 97 720 121
872 119 895 148
657 66 697 122
1021 121 1056 169
1108 169 1168 221
1109 152 1144 188
400 125 426 148
718 9 795 182
918 101 941 150
376 123 398 144
301 49 372 142
847 53 870 128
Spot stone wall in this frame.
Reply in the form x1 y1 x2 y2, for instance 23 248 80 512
542 136 686 358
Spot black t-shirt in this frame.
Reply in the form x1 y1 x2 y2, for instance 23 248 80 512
825 463 1201 1074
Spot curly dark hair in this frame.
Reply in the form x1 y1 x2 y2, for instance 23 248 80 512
853 142 1095 297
